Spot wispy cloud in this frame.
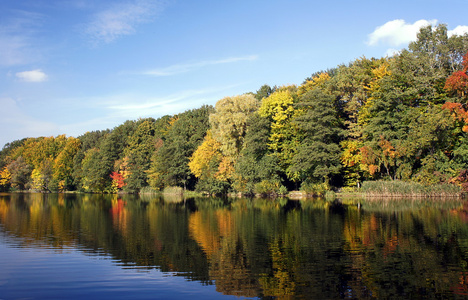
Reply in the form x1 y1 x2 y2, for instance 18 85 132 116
141 55 259 76
88 84 242 120
55 85 242 136
84 0 167 44
0 10 44 66
367 19 438 47
16 69 48 82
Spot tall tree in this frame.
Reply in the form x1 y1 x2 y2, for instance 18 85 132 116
210 94 259 159
7 156 32 190
291 89 343 183
149 106 213 190
53 137 81 190
73 130 109 189
444 51 468 100
258 86 301 181
234 113 280 193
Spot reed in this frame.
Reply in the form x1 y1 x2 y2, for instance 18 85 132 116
139 186 159 194
361 180 462 198
162 186 184 195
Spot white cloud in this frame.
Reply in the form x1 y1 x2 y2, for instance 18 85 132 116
448 25 468 37
84 0 166 44
142 55 259 76
16 69 48 82
367 19 438 47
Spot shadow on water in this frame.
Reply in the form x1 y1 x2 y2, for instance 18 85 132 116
1 193 468 298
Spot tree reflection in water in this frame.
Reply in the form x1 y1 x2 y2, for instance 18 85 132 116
1 193 468 298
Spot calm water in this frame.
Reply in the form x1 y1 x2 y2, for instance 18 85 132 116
1 193 468 299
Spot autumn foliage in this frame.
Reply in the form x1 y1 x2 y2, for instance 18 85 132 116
1 24 468 193
110 171 126 189
445 51 468 98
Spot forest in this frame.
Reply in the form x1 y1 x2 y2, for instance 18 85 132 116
1 24 468 196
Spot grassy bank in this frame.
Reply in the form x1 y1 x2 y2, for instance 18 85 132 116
360 180 463 198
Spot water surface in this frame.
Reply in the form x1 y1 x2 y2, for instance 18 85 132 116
1 193 468 299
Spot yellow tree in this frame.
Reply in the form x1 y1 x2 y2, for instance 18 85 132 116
188 131 223 180
297 72 331 97
209 94 259 159
53 137 81 190
0 167 11 190
258 86 301 180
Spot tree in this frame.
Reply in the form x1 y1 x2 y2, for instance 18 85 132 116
122 118 160 192
188 131 223 180
110 171 126 191
258 86 301 181
73 130 109 189
53 137 81 190
7 156 32 190
210 94 259 159
444 51 468 99
255 84 276 101
0 139 25 170
0 167 11 191
234 113 280 193
409 24 468 74
291 89 343 183
31 159 54 192
149 106 213 190
80 148 108 192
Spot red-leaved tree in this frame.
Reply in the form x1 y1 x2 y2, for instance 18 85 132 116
110 171 126 189
445 51 468 98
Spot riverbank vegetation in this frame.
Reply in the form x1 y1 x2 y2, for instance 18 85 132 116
1 25 468 197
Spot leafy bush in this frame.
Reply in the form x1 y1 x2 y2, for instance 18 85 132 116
300 181 330 196
195 178 230 195
254 179 284 196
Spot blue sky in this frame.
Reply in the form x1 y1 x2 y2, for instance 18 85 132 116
1 0 468 148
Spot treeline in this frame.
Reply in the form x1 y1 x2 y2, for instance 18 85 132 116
2 24 468 195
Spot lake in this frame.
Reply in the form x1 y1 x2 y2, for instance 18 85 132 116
1 193 468 299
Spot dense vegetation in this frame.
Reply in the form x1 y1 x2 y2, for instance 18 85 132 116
2 25 468 195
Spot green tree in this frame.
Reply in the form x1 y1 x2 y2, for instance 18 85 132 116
255 84 276 101
73 130 109 190
149 106 213 190
234 113 280 193
80 148 108 192
291 89 343 183
123 118 168 192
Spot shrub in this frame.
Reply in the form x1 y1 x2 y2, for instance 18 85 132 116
300 181 330 197
254 179 284 196
195 178 230 195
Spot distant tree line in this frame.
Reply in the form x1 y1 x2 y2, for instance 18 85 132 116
1 24 468 195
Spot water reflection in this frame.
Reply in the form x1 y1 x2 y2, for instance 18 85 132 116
1 193 468 298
